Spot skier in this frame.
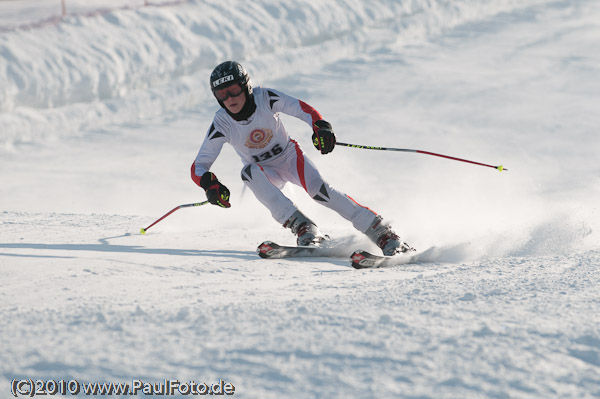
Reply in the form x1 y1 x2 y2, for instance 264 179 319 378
191 61 412 255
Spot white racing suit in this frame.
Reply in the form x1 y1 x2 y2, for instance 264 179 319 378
192 87 377 233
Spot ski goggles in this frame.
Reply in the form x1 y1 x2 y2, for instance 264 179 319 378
213 83 244 101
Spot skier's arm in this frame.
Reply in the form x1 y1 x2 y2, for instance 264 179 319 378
265 88 322 127
265 88 336 154
191 122 227 186
191 122 232 208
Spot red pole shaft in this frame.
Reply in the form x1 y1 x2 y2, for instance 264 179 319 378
337 142 507 171
141 201 209 234
143 206 182 231
416 150 504 170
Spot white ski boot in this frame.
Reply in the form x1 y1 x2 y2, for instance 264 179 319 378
284 210 327 246
366 216 413 256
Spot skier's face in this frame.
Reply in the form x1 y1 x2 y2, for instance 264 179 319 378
221 84 246 114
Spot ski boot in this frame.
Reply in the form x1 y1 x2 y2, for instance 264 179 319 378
366 215 414 256
284 210 328 246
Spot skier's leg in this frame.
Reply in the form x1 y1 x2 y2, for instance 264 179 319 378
241 163 295 224
294 152 376 233
241 163 325 245
285 143 412 254
307 172 412 254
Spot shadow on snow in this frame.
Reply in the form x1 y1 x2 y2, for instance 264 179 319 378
0 242 257 260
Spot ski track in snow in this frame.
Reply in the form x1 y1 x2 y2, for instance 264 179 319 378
1 0 600 398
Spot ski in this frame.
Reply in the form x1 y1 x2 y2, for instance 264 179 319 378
350 250 396 268
257 241 341 259
350 247 438 269
258 240 438 267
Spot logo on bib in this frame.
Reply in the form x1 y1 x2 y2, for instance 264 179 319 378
245 129 273 149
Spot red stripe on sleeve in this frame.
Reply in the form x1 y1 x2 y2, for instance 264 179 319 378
191 162 202 187
299 100 323 130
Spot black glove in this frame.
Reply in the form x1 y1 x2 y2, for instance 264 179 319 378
312 119 336 155
200 172 231 208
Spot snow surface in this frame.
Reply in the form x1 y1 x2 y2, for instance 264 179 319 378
1 0 600 397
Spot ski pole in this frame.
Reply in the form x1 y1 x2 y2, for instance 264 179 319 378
140 201 209 234
336 142 507 172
